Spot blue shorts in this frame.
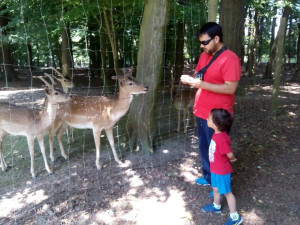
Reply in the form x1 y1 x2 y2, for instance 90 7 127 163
211 172 232 195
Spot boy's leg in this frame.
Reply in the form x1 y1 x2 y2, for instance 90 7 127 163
224 192 237 214
213 187 221 205
201 174 221 213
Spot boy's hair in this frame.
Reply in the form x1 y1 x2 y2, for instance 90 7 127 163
196 22 223 42
210 108 233 132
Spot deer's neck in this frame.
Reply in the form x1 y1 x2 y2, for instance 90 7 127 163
41 102 58 128
112 89 133 116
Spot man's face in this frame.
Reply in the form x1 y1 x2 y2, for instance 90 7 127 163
199 34 217 55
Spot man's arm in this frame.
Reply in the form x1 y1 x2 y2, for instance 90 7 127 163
180 75 238 95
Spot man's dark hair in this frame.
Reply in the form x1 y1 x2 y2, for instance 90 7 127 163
196 22 223 42
210 108 233 132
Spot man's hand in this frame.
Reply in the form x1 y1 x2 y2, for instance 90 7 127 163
180 75 201 88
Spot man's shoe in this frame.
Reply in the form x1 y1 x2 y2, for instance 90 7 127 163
201 203 221 213
195 177 210 186
224 215 243 225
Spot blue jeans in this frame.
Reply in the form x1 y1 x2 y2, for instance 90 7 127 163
197 117 214 184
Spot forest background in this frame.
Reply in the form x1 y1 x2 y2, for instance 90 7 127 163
0 0 299 224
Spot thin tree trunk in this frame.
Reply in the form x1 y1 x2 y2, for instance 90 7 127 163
173 20 185 95
127 0 170 153
103 10 123 75
0 5 18 82
264 7 277 79
207 0 218 22
293 23 300 81
27 43 33 70
271 6 291 116
287 11 292 63
247 8 259 83
61 25 73 78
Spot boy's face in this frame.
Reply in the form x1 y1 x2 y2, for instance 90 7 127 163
207 113 214 129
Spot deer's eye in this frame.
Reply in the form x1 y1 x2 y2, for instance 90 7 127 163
129 82 133 86
55 92 59 95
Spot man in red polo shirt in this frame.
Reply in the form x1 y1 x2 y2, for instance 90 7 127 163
181 22 241 191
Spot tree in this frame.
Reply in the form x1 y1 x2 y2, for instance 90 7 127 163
61 24 73 78
264 5 278 79
294 23 300 81
127 0 171 153
220 0 246 60
271 5 291 115
0 4 18 82
207 0 218 22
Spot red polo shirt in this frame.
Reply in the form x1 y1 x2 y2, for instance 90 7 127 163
193 49 241 119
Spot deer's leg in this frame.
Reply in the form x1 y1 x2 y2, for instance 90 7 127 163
65 127 70 144
37 135 52 174
26 136 36 178
49 128 56 162
57 124 68 160
105 127 122 164
71 127 74 143
177 109 181 132
183 109 187 133
65 126 74 144
92 128 102 170
0 135 8 171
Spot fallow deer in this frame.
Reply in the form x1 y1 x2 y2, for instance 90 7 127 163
49 67 74 93
0 77 71 178
48 75 148 170
173 88 197 133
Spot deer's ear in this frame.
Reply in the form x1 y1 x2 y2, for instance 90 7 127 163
45 86 52 95
111 75 127 81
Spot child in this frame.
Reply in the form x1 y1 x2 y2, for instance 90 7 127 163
201 108 243 225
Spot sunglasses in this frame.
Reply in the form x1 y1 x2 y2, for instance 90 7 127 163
200 38 213 46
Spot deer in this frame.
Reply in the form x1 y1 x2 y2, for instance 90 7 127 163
173 87 197 133
0 76 71 178
47 67 75 143
48 74 148 170
49 67 74 93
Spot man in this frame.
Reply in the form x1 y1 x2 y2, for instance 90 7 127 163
181 22 241 189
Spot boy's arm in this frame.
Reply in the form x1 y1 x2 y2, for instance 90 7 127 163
227 152 237 162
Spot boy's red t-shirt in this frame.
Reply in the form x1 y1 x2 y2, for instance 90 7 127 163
193 49 241 119
209 132 233 175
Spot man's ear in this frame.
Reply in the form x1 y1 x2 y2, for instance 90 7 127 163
214 35 220 44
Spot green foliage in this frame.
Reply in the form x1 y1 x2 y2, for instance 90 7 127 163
0 0 299 68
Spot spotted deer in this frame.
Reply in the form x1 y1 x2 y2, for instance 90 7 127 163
0 77 71 178
173 87 197 133
48 74 148 170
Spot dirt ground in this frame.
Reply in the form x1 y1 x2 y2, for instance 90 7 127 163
0 65 299 225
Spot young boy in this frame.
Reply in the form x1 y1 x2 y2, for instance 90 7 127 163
201 108 243 225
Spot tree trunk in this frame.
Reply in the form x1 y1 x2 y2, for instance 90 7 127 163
271 6 291 116
287 11 292 63
103 10 123 75
247 8 259 83
27 43 33 70
207 0 218 22
264 7 277 79
220 0 245 59
293 23 300 81
0 5 18 82
61 25 73 78
88 19 101 78
127 0 170 153
174 20 185 89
